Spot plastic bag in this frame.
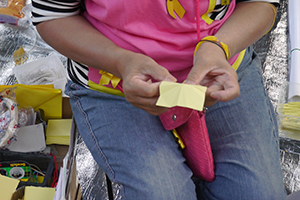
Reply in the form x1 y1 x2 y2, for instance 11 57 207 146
14 55 68 93
0 88 20 148
19 107 35 127
0 0 31 25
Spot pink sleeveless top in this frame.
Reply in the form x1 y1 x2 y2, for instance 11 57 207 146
84 0 240 90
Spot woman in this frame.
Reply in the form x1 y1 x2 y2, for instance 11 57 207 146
32 0 286 199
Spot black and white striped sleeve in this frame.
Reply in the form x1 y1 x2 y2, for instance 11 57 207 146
236 0 280 7
67 59 89 87
31 0 81 26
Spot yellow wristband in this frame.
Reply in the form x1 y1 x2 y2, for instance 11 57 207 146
263 2 277 35
194 36 230 60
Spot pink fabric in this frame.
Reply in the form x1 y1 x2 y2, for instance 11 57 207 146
159 107 215 181
84 0 238 86
176 110 215 181
159 106 194 130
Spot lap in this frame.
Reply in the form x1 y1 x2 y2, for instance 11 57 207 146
65 47 286 200
195 47 286 200
65 82 196 200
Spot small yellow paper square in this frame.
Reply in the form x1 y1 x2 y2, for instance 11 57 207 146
46 119 72 145
156 81 207 111
24 186 56 200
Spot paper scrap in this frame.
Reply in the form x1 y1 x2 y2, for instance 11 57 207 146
23 186 55 200
280 101 300 131
156 81 207 111
8 123 46 152
46 119 72 145
0 174 20 200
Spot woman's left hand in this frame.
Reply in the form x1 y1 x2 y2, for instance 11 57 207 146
185 41 240 107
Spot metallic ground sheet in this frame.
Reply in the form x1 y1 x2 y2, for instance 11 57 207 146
0 0 299 198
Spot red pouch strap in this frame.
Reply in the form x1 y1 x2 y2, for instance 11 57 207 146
159 106 194 130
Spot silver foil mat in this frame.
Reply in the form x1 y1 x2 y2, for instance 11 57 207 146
75 136 111 200
0 0 299 198
262 0 300 195
254 0 289 111
75 135 123 200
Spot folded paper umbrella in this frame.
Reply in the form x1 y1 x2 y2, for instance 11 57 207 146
156 81 207 111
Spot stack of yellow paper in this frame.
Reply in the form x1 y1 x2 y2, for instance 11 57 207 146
46 119 72 145
23 186 56 200
281 101 300 131
0 174 19 200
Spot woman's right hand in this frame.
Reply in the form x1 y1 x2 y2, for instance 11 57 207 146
116 51 177 115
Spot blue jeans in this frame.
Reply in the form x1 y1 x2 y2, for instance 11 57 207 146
65 46 286 200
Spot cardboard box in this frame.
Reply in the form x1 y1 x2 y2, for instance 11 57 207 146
0 150 55 188
1 95 82 200
11 186 56 200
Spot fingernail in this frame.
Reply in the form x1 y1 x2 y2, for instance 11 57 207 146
184 80 194 85
211 93 220 100
165 75 177 82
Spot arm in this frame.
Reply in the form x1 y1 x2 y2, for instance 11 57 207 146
186 2 277 106
37 16 126 79
36 15 176 115
217 2 276 57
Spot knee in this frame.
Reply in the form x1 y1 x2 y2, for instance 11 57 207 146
113 161 197 199
196 163 286 200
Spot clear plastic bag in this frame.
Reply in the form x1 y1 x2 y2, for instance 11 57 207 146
19 107 35 127
14 54 68 93
0 87 20 148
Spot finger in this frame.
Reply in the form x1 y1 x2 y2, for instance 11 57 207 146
210 77 240 101
125 80 161 98
206 83 224 93
143 65 177 83
139 105 169 115
185 68 208 85
204 98 218 107
128 95 168 115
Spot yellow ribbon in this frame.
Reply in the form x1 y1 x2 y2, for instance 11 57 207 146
221 0 230 5
167 0 186 19
98 70 121 88
172 129 186 149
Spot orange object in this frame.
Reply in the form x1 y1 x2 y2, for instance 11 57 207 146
0 0 25 18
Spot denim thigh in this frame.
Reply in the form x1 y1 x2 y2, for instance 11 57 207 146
195 47 286 200
65 82 197 200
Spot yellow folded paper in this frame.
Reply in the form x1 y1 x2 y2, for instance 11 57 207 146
0 174 19 200
23 186 56 200
156 81 207 111
46 119 72 145
0 84 62 121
